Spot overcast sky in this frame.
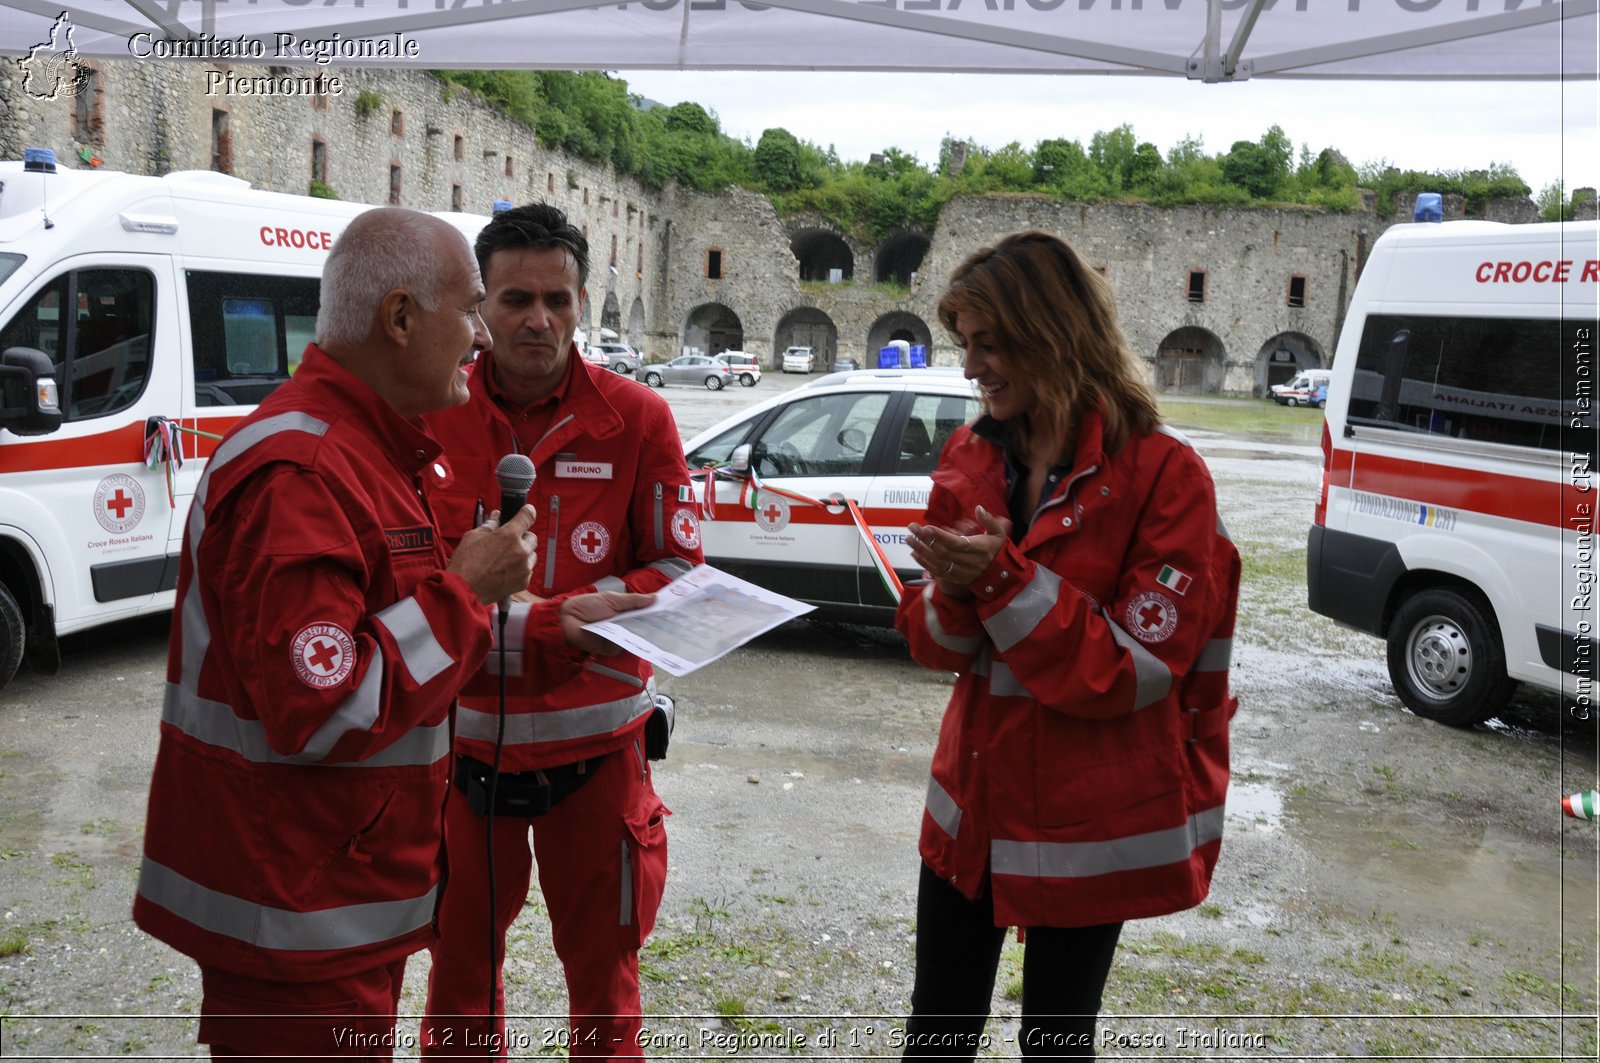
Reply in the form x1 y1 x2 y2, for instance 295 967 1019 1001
620 72 1597 199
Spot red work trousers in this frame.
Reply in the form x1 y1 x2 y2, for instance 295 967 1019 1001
422 742 669 1060
198 957 408 1060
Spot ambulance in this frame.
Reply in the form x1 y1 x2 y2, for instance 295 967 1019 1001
1307 204 1600 727
0 149 488 691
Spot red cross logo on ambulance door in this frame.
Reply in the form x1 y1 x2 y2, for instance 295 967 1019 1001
1124 591 1178 644
291 622 357 689
753 493 790 533
92 474 146 535
571 521 612 565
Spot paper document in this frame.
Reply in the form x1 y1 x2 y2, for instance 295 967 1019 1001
581 564 815 676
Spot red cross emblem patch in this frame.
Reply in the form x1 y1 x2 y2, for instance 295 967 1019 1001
1124 590 1178 644
571 521 612 564
92 474 146 535
671 508 701 550
291 622 357 689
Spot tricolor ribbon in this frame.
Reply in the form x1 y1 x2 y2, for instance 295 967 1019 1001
1562 790 1598 821
143 417 223 508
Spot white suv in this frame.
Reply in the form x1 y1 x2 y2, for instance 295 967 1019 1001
588 342 641 374
781 346 816 373
683 368 976 625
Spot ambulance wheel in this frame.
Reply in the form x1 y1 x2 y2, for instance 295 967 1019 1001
0 583 23 692
704 375 724 391
1386 588 1513 727
1286 396 1300 407
644 371 663 388
739 373 757 387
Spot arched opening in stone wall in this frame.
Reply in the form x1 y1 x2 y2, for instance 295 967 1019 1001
627 296 647 351
775 308 838 370
1154 327 1226 395
791 229 854 283
1254 332 1326 397
866 312 933 363
683 303 744 358
874 233 930 286
600 290 622 337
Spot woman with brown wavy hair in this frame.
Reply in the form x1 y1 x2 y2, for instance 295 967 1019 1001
896 230 1240 1059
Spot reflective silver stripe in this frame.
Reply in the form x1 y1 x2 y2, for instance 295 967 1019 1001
585 662 647 689
649 557 694 582
1106 612 1174 710
619 838 634 926
984 565 1061 653
300 650 385 761
456 691 652 745
1217 516 1233 542
374 596 453 687
162 683 451 767
1196 637 1233 673
594 576 627 593
182 413 332 692
485 602 533 678
923 583 984 654
138 856 436 952
925 776 962 839
991 805 1225 880
987 660 1031 699
1157 424 1194 449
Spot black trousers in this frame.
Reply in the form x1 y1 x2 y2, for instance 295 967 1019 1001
903 863 1123 1060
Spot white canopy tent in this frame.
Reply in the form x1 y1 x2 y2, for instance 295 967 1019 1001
0 0 1594 82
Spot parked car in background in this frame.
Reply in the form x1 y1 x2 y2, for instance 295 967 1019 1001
588 341 641 374
1270 368 1331 407
714 352 762 387
833 356 862 372
682 368 977 625
782 346 816 373
642 353 733 390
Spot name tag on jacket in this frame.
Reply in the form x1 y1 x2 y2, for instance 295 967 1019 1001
555 460 613 480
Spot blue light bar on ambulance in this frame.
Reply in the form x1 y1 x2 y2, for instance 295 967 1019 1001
23 147 57 174
1413 193 1443 223
492 200 514 214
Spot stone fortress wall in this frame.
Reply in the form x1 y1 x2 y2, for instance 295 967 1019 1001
3 60 1588 396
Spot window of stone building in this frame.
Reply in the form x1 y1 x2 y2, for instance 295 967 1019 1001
389 164 402 206
451 183 464 212
548 172 555 194
1287 274 1308 308
454 135 465 162
73 66 104 142
390 109 405 137
211 109 232 174
583 187 590 206
311 82 329 111
612 199 619 219
1186 270 1207 303
707 250 723 280
637 240 644 278
610 234 618 267
311 139 327 185
505 155 514 178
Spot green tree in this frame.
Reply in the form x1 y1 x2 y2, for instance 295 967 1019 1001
753 127 807 193
1089 124 1138 191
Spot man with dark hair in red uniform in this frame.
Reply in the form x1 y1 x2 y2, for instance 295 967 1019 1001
134 208 541 1059
421 202 701 1059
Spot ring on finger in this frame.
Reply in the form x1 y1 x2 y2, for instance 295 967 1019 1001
946 560 956 575
961 535 971 548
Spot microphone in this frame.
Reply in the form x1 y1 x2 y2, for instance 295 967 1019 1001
494 453 536 619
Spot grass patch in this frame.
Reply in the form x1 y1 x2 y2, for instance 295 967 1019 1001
0 928 27 956
1160 395 1324 446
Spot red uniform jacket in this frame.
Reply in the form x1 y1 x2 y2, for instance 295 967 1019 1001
423 349 702 772
133 347 494 979
895 410 1240 929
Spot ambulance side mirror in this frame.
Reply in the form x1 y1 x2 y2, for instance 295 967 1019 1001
0 347 64 436
726 443 752 475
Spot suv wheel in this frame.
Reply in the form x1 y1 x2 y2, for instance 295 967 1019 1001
739 373 756 387
611 362 628 373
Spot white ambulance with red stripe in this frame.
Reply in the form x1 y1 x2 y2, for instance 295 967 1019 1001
0 149 486 691
1307 208 1600 726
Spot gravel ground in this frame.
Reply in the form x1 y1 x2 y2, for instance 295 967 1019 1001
0 389 1596 1060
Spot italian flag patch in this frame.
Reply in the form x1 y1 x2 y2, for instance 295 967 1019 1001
1156 564 1192 596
